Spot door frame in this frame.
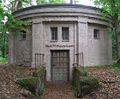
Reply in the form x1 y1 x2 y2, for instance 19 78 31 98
50 50 70 81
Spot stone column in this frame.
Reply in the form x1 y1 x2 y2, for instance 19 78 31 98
77 17 88 66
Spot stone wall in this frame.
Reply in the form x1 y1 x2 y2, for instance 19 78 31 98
14 26 32 66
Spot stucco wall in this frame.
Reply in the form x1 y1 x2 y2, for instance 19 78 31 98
85 24 112 66
14 26 32 66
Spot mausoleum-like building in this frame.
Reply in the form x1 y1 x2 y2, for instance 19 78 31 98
9 4 112 81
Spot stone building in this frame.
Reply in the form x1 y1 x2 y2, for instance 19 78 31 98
9 4 112 81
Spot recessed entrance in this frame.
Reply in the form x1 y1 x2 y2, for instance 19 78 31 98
51 50 69 81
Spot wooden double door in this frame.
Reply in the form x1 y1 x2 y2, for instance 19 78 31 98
51 50 69 81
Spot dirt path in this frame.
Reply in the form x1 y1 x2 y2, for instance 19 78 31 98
42 81 77 99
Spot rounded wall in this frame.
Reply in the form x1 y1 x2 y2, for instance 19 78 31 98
9 5 112 80
84 23 112 66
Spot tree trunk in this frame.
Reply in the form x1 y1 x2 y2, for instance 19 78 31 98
114 26 119 59
110 0 120 59
11 0 22 12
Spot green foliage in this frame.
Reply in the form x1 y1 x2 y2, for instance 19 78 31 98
76 67 88 76
20 0 33 7
8 0 33 10
33 66 46 77
5 0 65 8
0 28 8 57
0 57 8 64
7 16 29 35
93 0 120 16
0 4 9 57
72 67 99 97
0 2 29 58
72 67 88 97
16 77 38 95
92 0 120 59
112 63 120 68
49 0 65 4
80 76 99 96
34 66 46 96
0 1 30 33
72 67 81 97
16 66 46 96
36 0 65 4
36 0 47 4
111 28 117 59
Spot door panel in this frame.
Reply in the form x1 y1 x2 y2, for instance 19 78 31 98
51 50 69 81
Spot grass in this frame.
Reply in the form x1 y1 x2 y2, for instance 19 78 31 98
112 63 120 73
112 63 120 68
0 57 8 64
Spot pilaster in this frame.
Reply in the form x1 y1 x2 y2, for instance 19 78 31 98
77 17 88 66
31 18 44 67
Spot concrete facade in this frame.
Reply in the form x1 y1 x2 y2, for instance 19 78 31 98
10 4 112 81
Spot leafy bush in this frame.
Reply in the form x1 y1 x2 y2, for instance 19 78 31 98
76 67 88 76
112 63 120 68
72 67 88 85
16 77 37 95
33 66 46 77
80 76 99 96
72 67 99 97
34 66 46 96
72 67 81 97
16 66 46 96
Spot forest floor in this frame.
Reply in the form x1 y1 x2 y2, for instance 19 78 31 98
0 65 120 99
